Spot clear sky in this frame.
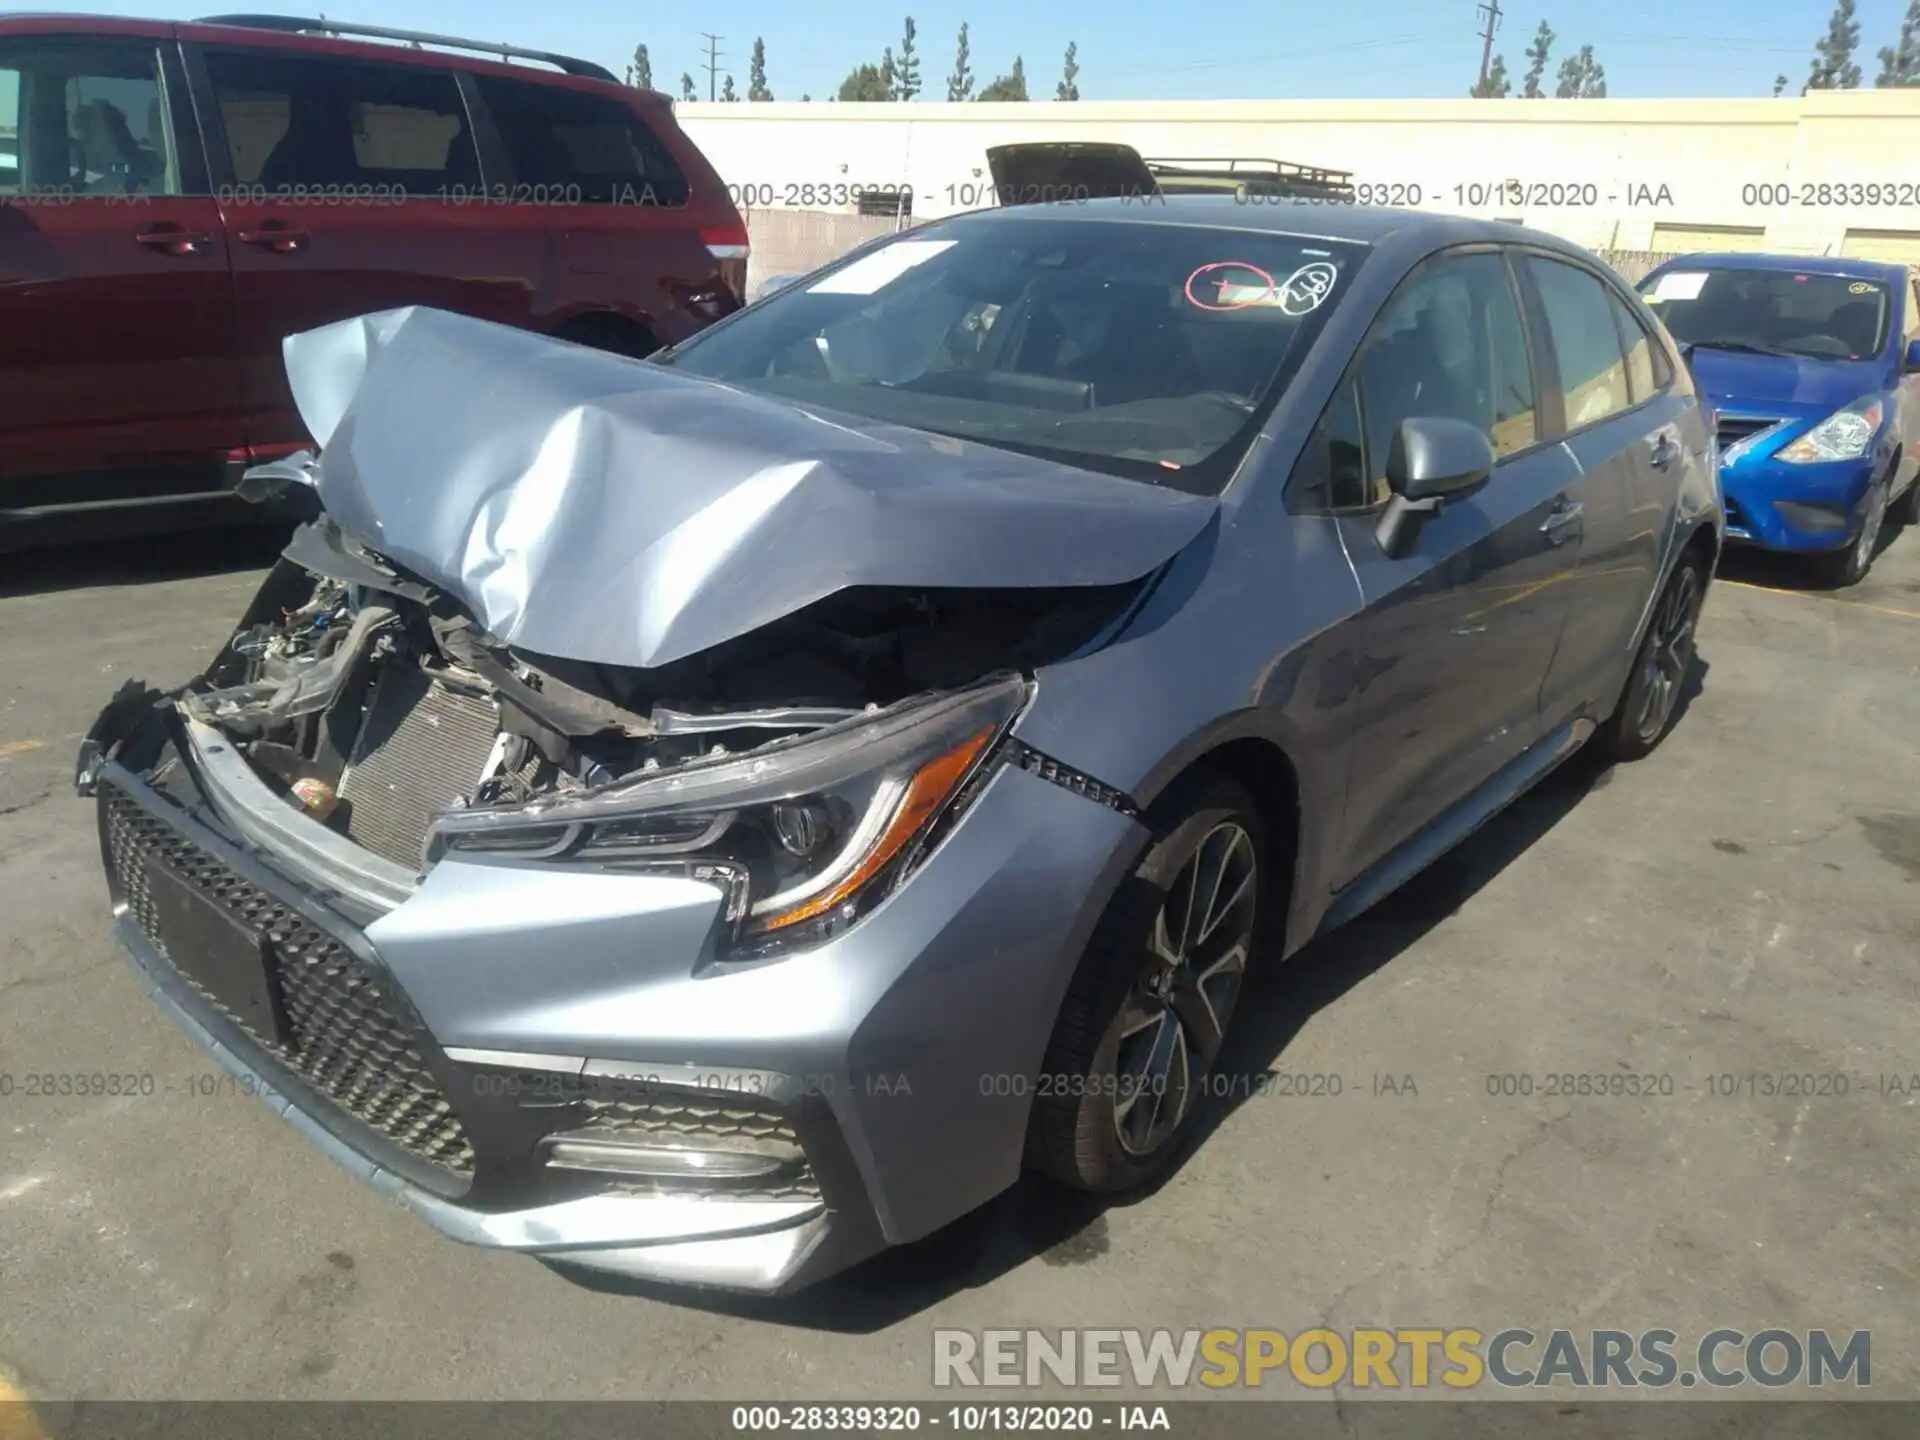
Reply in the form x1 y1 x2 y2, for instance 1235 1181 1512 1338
63 0 1920 101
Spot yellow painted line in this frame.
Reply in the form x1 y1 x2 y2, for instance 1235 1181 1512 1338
0 1375 49 1440
1718 578 1920 622
0 740 45 760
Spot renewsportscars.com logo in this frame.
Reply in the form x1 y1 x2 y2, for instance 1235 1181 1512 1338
932 1328 1870 1391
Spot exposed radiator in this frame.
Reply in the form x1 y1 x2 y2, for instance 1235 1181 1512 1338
337 667 500 869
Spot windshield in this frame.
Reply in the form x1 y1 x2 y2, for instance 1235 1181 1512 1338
1638 266 1890 362
658 216 1368 493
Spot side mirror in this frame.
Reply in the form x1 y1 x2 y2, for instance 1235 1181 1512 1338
1904 337 1920 372
1374 417 1495 557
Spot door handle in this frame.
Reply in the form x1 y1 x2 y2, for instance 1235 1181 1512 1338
133 224 214 256
237 222 310 253
1540 499 1583 545
1649 433 1679 469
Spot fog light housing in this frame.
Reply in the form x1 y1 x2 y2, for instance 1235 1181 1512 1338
544 1128 803 1180
1773 499 1850 533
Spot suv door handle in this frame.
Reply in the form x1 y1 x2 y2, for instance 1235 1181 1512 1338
134 223 214 256
1540 499 1583 544
237 222 310 253
1649 433 1679 469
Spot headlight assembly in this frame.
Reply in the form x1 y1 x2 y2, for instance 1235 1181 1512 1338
427 674 1032 955
1777 396 1883 464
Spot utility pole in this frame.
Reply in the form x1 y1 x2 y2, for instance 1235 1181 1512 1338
1475 0 1502 92
700 33 723 101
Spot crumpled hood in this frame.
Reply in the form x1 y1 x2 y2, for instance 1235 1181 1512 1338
283 306 1218 669
1689 347 1889 414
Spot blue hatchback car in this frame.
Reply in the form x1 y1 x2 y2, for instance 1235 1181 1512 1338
1638 253 1920 585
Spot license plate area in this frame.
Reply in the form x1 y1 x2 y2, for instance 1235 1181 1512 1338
146 859 292 1048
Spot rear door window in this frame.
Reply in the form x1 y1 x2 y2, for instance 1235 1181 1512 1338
1607 289 1659 404
199 48 480 193
0 38 179 196
471 75 687 205
1527 256 1633 430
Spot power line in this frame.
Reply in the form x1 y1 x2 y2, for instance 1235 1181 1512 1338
1476 0 1503 92
700 32 723 102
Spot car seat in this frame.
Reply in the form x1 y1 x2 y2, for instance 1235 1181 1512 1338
257 87 358 189
1824 300 1879 357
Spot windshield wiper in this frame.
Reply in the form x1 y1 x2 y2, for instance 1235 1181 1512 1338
1685 339 1798 359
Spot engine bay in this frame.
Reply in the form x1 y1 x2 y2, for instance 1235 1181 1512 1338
170 519 1143 871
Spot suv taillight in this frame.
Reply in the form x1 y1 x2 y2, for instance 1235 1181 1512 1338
702 224 750 305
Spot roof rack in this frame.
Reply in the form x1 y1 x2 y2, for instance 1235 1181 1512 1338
1144 156 1357 203
192 15 622 83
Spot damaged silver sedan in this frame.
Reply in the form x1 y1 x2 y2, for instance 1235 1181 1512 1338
78 202 1720 1292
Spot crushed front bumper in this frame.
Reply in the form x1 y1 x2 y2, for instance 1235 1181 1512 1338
90 716 1144 1291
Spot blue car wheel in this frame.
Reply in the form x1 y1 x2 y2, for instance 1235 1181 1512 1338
1817 473 1891 587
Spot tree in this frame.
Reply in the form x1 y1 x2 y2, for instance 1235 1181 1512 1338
896 18 922 99
881 47 898 98
1522 21 1554 98
1554 44 1606 98
721 74 738 102
679 72 697 101
631 44 652 90
947 22 974 100
1056 41 1080 99
1877 0 1920 84
838 62 892 101
749 37 773 99
977 56 1027 100
1470 52 1511 97
802 93 812 101
1806 0 1863 89
1774 73 1790 95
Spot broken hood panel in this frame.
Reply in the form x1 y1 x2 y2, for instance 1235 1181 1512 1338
281 306 1218 670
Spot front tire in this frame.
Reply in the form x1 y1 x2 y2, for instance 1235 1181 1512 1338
1815 476 1889 588
1594 553 1706 763
1028 776 1269 1193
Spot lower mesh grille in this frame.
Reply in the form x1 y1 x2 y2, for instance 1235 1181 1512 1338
102 783 476 1180
337 668 500 869
578 1092 821 1202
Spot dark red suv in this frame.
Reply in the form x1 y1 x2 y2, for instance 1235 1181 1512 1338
0 14 748 547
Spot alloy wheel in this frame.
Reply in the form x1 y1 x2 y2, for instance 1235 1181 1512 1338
1112 821 1258 1158
1852 480 1889 578
1634 565 1701 743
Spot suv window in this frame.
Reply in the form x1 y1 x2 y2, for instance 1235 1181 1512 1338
201 49 479 192
1307 250 1537 510
472 75 687 205
0 39 178 196
1527 256 1633 430
1907 275 1920 347
1608 290 1659 404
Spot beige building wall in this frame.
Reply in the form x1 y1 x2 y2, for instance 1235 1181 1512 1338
680 91 1920 261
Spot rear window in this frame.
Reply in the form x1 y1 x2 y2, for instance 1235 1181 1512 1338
472 76 687 205
1639 266 1890 361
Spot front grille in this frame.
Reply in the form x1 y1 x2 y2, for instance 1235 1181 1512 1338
102 784 476 1181
337 667 500 869
579 1092 821 1201
1716 415 1785 453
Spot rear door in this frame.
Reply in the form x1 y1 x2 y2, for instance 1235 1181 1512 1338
1306 247 1584 885
186 40 535 453
1519 252 1678 724
0 30 241 508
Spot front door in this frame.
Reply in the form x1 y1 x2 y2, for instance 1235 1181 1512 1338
1311 248 1582 887
0 32 241 509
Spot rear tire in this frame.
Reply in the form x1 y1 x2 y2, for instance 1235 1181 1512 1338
1594 553 1706 763
1894 469 1920 527
1027 775 1270 1194
553 313 662 360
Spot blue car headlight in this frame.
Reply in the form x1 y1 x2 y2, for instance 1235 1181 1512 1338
426 674 1030 954
1777 396 1883 464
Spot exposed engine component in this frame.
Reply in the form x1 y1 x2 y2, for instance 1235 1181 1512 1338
175 519 1148 876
